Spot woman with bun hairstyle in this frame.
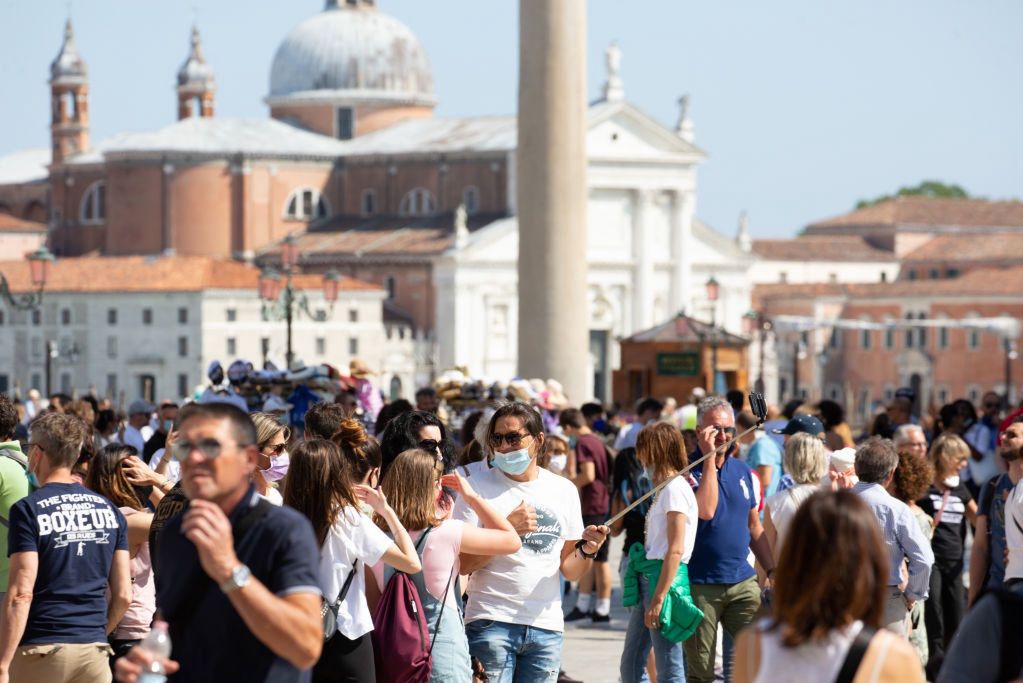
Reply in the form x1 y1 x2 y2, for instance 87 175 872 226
284 435 421 683
368 449 521 681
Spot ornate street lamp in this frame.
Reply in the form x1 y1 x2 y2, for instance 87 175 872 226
256 237 338 369
0 246 55 311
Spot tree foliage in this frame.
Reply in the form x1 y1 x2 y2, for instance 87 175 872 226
855 180 970 209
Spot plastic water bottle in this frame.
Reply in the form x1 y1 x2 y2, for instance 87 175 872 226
137 620 172 683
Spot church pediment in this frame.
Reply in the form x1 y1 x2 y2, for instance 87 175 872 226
586 101 706 163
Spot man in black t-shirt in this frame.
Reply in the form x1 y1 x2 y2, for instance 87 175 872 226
0 412 131 683
115 403 322 683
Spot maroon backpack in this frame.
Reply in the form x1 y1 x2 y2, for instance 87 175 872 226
371 527 453 683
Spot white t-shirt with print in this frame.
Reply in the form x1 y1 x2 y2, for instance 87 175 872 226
644 476 698 563
320 506 393 639
452 466 584 632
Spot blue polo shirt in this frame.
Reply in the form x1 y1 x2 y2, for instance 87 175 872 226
689 456 757 585
156 487 322 683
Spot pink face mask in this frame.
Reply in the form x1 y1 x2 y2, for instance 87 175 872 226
262 451 290 483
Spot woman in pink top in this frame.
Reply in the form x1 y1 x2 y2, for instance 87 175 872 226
368 449 521 682
84 444 156 668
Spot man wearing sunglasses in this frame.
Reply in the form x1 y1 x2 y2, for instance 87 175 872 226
684 397 775 683
115 403 323 683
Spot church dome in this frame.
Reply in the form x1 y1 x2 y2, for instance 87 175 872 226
267 1 435 107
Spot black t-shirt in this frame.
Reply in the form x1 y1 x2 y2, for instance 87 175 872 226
612 447 651 554
918 482 973 564
156 487 322 683
8 482 128 645
143 431 168 463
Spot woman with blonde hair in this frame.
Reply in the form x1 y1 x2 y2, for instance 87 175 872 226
284 435 421 683
619 422 702 683
249 411 291 505
369 448 521 681
918 433 977 679
763 433 827 564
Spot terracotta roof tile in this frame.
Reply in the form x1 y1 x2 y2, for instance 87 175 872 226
754 265 1023 302
901 233 1023 263
752 235 895 261
0 212 47 234
808 196 1023 230
0 255 381 294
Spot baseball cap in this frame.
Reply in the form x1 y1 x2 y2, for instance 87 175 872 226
128 399 156 416
771 414 824 437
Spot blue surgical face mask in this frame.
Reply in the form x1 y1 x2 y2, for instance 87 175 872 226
593 419 607 433
493 446 533 476
26 451 40 491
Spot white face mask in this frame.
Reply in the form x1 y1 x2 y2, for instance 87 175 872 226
943 475 960 489
548 454 568 474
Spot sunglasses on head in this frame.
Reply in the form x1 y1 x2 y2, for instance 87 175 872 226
170 437 240 462
489 431 531 448
418 439 442 453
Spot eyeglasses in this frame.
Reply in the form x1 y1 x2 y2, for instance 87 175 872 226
418 439 442 453
489 431 531 448
710 426 737 437
262 443 286 457
170 438 240 462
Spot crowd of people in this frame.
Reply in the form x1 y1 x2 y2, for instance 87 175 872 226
0 381 1020 682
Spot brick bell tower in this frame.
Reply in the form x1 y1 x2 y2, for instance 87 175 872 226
49 19 90 164
177 25 215 119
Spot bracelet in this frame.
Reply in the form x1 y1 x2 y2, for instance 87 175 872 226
578 542 598 560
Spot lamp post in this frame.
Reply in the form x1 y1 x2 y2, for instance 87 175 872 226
705 276 719 394
257 235 341 369
743 310 773 395
0 246 55 311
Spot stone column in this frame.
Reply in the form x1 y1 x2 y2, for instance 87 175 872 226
631 189 653 331
670 190 695 316
517 0 589 402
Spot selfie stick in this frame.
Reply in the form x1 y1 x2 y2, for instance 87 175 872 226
575 392 768 552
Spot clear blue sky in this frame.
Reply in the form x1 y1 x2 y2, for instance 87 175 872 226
2 0 1020 237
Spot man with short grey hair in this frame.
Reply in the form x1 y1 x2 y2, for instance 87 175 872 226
853 437 934 636
893 424 928 459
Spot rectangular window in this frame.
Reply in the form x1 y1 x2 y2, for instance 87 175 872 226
860 329 871 350
336 107 354 140
0 375 7 393
142 309 153 325
829 328 840 349
939 326 949 350
385 276 396 300
928 268 940 279
226 309 237 322
108 308 117 325
107 336 117 358
946 268 960 279
178 373 189 400
31 337 41 359
31 310 40 326
178 307 188 324
884 326 894 350
348 309 358 323
315 338 326 356
968 329 980 350
360 189 376 216
227 337 237 356
60 372 71 394
907 270 917 281
348 337 358 355
61 309 71 325
106 373 117 398
261 337 270 359
178 336 188 357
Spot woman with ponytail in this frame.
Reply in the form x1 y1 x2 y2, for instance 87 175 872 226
284 431 421 683
368 449 521 681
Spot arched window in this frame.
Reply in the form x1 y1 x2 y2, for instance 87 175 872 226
360 189 376 217
283 187 330 221
399 188 435 217
80 181 106 224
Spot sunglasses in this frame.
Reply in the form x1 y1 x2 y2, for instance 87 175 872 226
418 439 442 453
710 426 737 437
489 431 531 448
262 443 286 457
170 438 239 462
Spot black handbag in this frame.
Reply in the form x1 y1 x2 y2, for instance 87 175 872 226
321 561 358 641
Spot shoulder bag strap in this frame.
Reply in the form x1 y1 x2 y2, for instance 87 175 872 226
932 488 952 527
834 626 877 683
332 560 359 609
428 567 456 656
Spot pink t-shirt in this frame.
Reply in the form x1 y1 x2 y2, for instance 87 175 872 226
113 507 156 640
373 519 463 608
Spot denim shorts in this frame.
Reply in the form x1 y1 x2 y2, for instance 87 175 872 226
465 619 562 683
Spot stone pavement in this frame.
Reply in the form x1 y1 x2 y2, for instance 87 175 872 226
559 537 628 683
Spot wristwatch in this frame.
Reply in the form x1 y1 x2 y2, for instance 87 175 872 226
219 564 252 594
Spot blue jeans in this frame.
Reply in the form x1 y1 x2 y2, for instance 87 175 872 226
620 570 686 683
465 619 562 683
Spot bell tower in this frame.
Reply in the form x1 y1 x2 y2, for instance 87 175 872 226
49 19 89 164
177 25 216 119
